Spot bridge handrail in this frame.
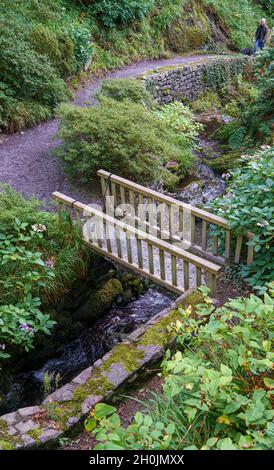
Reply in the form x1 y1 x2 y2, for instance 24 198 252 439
52 191 221 296
97 170 254 266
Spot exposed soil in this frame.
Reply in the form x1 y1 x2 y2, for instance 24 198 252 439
0 55 214 204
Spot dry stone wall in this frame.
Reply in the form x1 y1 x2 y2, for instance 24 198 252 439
145 55 250 105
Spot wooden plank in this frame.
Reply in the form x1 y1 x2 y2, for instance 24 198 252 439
105 221 112 253
111 182 117 208
196 266 202 287
137 239 143 269
183 261 190 291
191 215 196 244
126 233 133 264
206 272 217 297
120 186 126 206
148 243 154 275
171 255 177 286
159 249 166 281
73 201 221 274
225 230 231 259
235 235 243 263
202 220 208 251
97 170 229 228
179 208 184 238
84 239 183 295
115 226 123 259
138 194 146 232
247 233 254 266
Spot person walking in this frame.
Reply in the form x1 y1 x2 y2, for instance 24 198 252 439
254 18 268 54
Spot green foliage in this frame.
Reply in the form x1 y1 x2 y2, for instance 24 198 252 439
204 0 269 50
153 101 201 177
0 186 90 362
0 0 93 131
191 91 222 113
86 288 274 450
97 78 154 108
212 148 274 290
85 0 154 28
56 97 190 185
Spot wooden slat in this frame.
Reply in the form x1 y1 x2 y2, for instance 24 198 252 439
97 170 229 228
207 272 217 297
148 243 154 275
191 215 196 244
247 232 254 266
235 235 243 263
83 239 183 295
105 221 112 253
137 239 143 269
159 249 166 281
115 226 123 258
196 266 202 287
111 182 117 207
225 230 231 259
72 201 221 274
202 220 208 251
126 233 133 264
171 255 177 286
183 261 190 291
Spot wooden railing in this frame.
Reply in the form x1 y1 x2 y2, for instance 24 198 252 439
52 191 221 296
97 170 254 267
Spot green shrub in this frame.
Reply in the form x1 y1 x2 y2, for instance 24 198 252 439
82 0 154 28
56 97 187 185
97 78 154 109
0 186 89 306
154 101 201 177
211 148 274 291
86 287 274 450
191 91 222 113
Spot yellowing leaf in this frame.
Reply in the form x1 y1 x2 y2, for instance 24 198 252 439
216 415 231 425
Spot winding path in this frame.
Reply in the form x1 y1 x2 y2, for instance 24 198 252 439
0 55 213 204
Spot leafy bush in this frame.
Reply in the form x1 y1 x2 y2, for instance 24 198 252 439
86 287 274 450
0 224 56 361
98 78 154 109
82 0 154 28
211 148 274 291
153 101 201 177
56 97 189 185
215 46 274 149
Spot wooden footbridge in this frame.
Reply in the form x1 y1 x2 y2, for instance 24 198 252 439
53 170 254 297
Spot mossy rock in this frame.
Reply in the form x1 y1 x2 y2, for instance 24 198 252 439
72 278 123 322
162 168 180 191
206 152 241 172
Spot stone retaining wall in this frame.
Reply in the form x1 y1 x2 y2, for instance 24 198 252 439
0 289 203 450
145 55 250 105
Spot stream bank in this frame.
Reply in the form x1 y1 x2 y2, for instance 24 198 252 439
0 252 172 415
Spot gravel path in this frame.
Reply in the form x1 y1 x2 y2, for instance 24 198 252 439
0 55 213 204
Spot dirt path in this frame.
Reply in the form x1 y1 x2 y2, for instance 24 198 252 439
0 55 213 204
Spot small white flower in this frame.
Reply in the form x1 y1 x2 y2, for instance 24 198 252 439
0 344 6 350
222 173 231 180
31 224 47 233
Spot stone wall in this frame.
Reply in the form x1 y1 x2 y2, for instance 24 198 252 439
0 289 203 450
145 55 250 105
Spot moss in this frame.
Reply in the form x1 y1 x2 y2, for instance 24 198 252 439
162 168 180 191
191 92 222 113
140 309 181 347
0 418 21 448
0 440 14 450
103 343 145 373
28 428 43 442
205 152 242 172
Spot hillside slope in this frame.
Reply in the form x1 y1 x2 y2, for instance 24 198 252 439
0 0 271 132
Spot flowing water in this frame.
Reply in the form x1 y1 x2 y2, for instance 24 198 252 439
1 287 173 414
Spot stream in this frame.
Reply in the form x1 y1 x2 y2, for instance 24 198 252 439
0 285 172 414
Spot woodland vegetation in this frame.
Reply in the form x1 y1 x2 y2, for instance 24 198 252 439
0 0 273 453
